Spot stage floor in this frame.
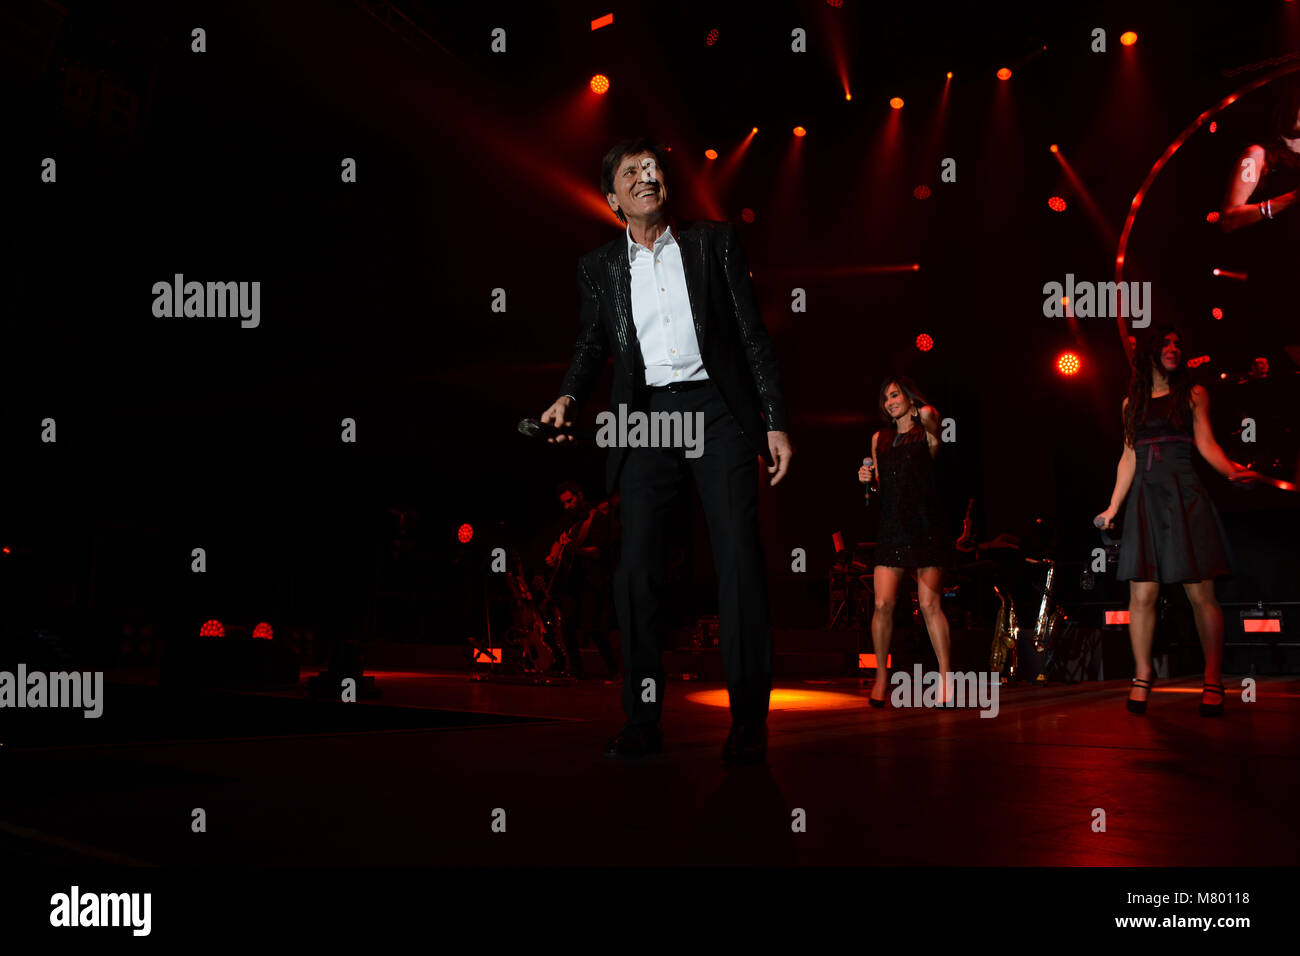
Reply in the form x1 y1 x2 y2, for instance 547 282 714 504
2 671 1297 866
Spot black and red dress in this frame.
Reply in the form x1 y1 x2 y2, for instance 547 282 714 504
1117 392 1233 582
873 412 950 569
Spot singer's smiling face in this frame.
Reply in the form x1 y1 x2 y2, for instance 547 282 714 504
1158 333 1182 373
882 383 911 420
608 151 667 223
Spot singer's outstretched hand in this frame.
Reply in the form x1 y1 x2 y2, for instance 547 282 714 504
540 396 576 443
767 430 793 486
858 462 875 484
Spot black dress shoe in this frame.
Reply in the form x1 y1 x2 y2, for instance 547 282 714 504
722 721 767 765
604 722 663 757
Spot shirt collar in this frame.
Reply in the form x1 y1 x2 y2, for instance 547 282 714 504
626 220 677 263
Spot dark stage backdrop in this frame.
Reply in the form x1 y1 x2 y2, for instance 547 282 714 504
5 0 1297 650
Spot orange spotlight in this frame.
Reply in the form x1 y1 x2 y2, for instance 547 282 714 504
1120 31 1138 46
845 91 852 101
890 96 904 109
590 74 609 94
1049 143 1059 153
1048 196 1067 212
946 71 953 79
1057 352 1081 376
997 67 1012 80
793 126 807 137
751 126 758 134
704 149 717 160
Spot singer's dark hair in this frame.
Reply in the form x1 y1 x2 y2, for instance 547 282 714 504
1124 322 1190 448
1264 81 1300 171
878 376 930 424
555 479 584 500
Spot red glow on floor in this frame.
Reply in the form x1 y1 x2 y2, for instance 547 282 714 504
685 688 864 711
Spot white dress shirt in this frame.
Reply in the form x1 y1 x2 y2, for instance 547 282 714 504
626 224 709 387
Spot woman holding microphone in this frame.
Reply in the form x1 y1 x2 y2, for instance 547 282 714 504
858 377 953 707
1095 324 1256 717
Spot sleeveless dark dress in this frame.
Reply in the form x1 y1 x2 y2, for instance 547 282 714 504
873 413 950 569
1117 393 1233 582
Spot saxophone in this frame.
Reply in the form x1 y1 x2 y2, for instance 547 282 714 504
989 585 1020 681
1029 559 1068 681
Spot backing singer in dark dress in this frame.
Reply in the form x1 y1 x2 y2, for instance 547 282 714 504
538 137 793 764
1095 324 1257 717
857 377 953 708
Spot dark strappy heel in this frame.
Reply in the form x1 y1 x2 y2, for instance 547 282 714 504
1127 675 1154 714
1199 682 1225 718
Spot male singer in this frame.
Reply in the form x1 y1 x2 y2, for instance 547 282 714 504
539 137 792 764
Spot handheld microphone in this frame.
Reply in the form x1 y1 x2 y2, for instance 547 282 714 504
517 418 595 442
862 457 878 504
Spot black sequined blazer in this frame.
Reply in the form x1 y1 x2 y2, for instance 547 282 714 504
558 218 789 493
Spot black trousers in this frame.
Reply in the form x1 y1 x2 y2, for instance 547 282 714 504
613 381 773 725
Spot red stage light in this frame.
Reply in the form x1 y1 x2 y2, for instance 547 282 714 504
1206 210 1220 223
706 28 719 46
458 523 474 543
997 67 1012 81
916 333 934 352
793 126 807 137
1049 143 1059 153
1188 355 1211 368
946 71 953 79
751 126 758 135
591 13 613 30
826 0 843 6
1120 31 1138 46
1 546 9 554
200 619 225 638
1057 352 1081 376
589 74 609 95
741 207 755 222
845 91 852 101
704 149 717 160
1209 121 1218 133
890 97 904 109
1048 196 1067 212
1244 619 1281 633
252 622 273 640
913 185 931 199
1212 307 1223 320
1105 610 1130 625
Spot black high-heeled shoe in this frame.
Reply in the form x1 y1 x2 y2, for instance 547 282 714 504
1199 682 1225 718
1127 675 1154 714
